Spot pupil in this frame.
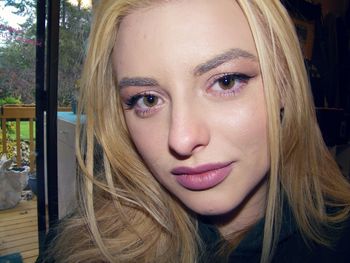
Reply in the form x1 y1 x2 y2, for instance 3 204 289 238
219 76 235 90
144 95 157 106
147 95 155 103
223 76 230 85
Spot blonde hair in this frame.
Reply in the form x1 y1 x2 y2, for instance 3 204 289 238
47 1 350 262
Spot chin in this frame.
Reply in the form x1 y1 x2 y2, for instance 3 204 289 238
185 196 244 216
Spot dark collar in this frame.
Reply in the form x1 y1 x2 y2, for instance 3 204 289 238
198 202 298 255
233 204 298 255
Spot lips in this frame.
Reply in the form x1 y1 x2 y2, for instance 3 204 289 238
171 161 234 191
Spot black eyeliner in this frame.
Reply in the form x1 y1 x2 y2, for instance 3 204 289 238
213 73 253 87
221 73 252 81
125 94 143 108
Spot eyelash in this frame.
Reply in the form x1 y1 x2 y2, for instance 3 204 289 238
208 73 252 97
123 73 253 117
124 92 162 117
125 94 143 108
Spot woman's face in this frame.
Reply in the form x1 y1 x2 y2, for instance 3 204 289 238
114 0 270 227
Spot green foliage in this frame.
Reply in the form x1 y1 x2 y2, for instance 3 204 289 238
7 121 35 140
0 129 17 160
57 0 91 106
0 11 36 103
0 96 22 106
0 0 91 106
0 97 22 135
0 128 31 166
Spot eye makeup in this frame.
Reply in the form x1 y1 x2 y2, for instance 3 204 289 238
207 72 254 97
123 91 164 117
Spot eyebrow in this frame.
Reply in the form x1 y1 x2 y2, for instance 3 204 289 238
117 48 257 89
193 48 257 76
118 77 159 89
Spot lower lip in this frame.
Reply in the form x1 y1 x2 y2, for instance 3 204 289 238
175 164 233 191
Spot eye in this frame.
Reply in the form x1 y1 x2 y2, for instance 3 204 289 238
209 73 252 96
124 92 163 117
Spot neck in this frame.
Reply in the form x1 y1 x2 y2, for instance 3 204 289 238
211 177 268 238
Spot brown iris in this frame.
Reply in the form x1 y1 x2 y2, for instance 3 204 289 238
143 95 158 107
218 75 236 90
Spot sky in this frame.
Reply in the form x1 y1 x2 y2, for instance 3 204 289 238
0 0 91 45
68 0 91 8
0 1 26 28
0 2 27 45
0 0 91 28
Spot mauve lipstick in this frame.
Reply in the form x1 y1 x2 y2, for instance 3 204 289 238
171 162 234 191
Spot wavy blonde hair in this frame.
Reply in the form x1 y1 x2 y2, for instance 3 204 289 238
47 1 350 262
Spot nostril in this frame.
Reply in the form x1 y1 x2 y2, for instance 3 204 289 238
169 143 207 160
167 123 210 158
169 147 192 160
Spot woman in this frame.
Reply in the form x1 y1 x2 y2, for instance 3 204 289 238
43 0 350 262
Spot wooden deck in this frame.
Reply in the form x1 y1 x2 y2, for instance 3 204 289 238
0 199 39 263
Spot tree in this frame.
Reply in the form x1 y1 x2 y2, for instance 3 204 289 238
0 0 91 106
0 0 36 103
58 0 91 106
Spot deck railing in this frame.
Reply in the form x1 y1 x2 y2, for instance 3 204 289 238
0 104 71 171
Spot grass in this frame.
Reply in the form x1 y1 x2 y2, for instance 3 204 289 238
7 121 36 141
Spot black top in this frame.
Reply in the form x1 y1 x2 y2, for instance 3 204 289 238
198 206 350 263
37 205 350 263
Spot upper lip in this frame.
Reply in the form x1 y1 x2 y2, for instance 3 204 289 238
171 161 234 175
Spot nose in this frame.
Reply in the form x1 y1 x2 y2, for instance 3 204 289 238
168 102 210 158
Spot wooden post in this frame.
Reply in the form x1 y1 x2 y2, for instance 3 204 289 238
0 105 36 169
0 105 72 171
16 118 21 166
29 118 35 171
1 119 7 155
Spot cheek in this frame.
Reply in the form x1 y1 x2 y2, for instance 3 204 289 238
220 101 267 144
125 115 168 165
237 106 270 174
239 110 267 148
218 91 269 168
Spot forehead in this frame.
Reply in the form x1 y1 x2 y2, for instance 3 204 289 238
114 0 257 76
